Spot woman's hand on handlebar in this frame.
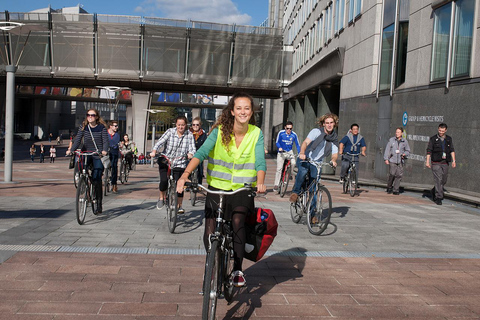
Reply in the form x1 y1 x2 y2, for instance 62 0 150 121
177 175 190 194
150 150 156 158
256 183 266 193
101 151 107 156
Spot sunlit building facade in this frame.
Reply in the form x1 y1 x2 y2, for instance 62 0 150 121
268 0 479 194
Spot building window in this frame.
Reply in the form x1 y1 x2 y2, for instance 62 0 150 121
335 0 345 33
347 0 362 23
379 24 395 91
431 0 474 81
395 22 408 87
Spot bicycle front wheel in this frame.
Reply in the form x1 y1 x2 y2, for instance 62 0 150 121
343 172 349 194
202 240 220 320
119 161 125 184
76 177 88 225
349 169 357 197
290 197 303 223
166 180 178 233
223 245 235 303
103 168 110 196
125 166 129 183
307 185 332 235
279 164 291 197
190 169 198 206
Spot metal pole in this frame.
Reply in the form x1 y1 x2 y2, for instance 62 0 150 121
151 124 155 168
4 65 16 182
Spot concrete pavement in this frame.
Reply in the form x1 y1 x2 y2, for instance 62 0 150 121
0 155 480 319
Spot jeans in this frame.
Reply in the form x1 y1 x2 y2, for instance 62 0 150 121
292 160 319 195
109 152 119 185
340 155 359 179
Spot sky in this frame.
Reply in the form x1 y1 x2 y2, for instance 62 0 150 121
2 0 269 26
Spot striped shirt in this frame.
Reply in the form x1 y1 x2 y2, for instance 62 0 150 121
153 128 196 168
71 124 109 157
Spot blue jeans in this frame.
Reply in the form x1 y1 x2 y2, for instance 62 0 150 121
292 160 320 195
87 156 104 182
109 152 119 185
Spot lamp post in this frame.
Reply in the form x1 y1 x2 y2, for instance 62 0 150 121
1 22 47 182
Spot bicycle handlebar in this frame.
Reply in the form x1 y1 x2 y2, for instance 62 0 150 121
185 182 257 196
73 151 99 156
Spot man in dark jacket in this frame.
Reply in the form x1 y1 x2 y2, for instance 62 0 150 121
426 123 456 205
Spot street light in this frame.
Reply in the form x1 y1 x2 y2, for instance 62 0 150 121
144 109 166 167
1 22 47 182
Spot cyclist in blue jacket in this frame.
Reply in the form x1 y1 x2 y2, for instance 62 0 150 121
274 121 300 191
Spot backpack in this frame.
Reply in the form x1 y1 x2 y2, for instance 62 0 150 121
244 208 278 262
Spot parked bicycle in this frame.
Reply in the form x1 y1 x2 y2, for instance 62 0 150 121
185 182 256 320
290 158 333 235
276 151 295 197
74 151 101 225
342 152 359 197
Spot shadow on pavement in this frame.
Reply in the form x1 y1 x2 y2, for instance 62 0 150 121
332 206 350 218
223 247 307 319
82 203 154 225
175 209 204 234
0 209 71 219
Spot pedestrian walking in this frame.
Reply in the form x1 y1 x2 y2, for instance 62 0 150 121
39 144 45 163
384 127 410 195
426 123 456 205
49 146 56 163
29 144 36 162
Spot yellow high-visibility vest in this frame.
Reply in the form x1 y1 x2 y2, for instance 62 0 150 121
207 124 260 190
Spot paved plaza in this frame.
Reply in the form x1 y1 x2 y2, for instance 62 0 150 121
0 149 480 319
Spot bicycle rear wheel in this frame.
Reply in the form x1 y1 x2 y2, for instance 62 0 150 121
166 180 178 233
76 177 88 225
279 164 291 197
290 197 303 223
125 166 129 183
349 169 357 197
307 185 332 235
190 169 198 206
202 240 220 320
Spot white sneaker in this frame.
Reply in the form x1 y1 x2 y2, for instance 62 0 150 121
156 199 164 210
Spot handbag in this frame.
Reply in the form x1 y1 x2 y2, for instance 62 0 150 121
87 124 110 168
244 208 278 262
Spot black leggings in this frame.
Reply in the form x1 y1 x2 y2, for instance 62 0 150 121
158 162 184 198
203 206 249 272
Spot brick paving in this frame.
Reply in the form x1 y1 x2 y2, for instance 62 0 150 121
0 150 480 319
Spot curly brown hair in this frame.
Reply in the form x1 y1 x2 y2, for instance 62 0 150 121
210 93 256 151
82 108 107 129
317 113 339 127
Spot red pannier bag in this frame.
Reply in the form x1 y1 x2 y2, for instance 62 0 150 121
244 208 278 262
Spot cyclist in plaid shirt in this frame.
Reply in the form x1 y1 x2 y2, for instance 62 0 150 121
150 115 196 213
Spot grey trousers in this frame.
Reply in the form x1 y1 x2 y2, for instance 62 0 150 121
432 163 449 200
387 162 404 192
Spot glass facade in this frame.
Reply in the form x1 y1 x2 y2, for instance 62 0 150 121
452 0 474 78
431 4 452 81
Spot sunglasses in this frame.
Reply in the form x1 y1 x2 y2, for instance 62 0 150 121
286 127 293 130
192 124 200 126
111 125 118 127
87 114 97 117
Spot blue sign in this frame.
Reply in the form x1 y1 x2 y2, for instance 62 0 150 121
402 112 408 126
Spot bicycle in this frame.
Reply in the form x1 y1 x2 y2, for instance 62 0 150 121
119 154 131 184
290 158 333 235
342 152 359 197
276 151 295 197
74 151 101 225
189 167 200 206
157 154 186 233
185 182 256 320
103 162 112 196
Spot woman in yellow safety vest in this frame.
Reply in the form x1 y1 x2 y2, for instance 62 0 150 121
177 92 266 287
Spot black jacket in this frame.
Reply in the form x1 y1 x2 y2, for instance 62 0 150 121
427 134 454 163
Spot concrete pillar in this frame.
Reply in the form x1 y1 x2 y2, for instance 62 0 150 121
131 91 151 155
191 108 201 119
